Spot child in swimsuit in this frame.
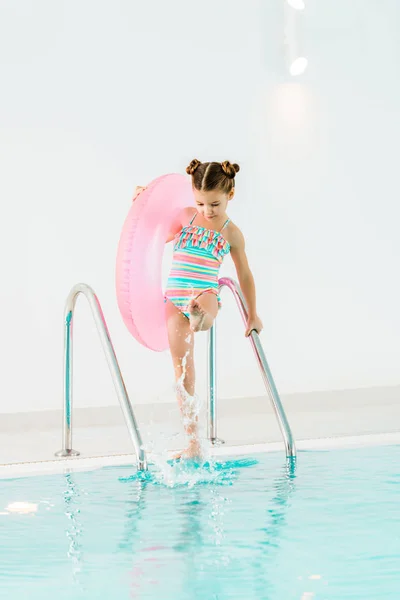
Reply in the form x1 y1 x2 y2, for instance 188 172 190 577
133 159 263 459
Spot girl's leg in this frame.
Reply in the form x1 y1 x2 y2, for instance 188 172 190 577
187 291 219 332
166 299 201 458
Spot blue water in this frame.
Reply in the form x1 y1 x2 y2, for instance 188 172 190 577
1 445 400 599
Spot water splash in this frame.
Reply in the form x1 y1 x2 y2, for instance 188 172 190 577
119 457 258 488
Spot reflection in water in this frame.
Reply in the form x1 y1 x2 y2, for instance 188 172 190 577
117 479 157 599
119 479 147 553
264 458 297 546
118 457 297 600
256 457 297 600
209 487 228 551
205 487 230 600
63 472 84 589
176 488 206 600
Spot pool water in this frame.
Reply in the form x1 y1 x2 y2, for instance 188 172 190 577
1 445 399 599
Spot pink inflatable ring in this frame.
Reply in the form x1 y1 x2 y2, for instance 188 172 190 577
116 173 195 352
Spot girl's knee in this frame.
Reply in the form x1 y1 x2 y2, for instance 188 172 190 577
200 314 215 332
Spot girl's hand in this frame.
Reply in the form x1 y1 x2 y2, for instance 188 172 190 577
245 315 263 337
132 185 146 201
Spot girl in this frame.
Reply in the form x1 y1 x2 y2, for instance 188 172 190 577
134 159 263 459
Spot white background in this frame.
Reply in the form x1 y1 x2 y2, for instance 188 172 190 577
1 0 399 414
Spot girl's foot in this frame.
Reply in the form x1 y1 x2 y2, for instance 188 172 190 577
172 440 202 461
188 298 206 332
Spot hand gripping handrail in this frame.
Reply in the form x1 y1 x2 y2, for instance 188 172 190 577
55 283 147 471
207 277 296 459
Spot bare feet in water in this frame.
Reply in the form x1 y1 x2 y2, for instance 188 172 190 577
188 298 206 332
172 440 202 461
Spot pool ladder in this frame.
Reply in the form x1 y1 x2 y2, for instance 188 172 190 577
208 278 296 459
55 284 148 471
55 278 296 470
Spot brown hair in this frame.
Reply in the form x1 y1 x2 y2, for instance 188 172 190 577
186 159 240 195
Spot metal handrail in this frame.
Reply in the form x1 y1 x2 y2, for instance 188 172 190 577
55 283 147 471
207 277 296 459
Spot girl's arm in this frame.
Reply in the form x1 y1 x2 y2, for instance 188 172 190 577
166 207 194 242
166 217 182 243
230 228 263 337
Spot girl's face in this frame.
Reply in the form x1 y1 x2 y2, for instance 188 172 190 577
193 189 234 222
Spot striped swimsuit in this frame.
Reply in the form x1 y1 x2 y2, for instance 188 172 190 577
165 213 231 318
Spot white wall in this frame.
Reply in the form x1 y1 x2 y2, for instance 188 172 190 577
1 0 399 414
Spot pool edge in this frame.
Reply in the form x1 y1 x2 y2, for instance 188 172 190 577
1 431 399 479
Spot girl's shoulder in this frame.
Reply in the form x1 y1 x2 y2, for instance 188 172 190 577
222 219 244 248
179 207 197 227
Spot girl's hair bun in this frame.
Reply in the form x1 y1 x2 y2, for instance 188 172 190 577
186 159 202 175
221 161 240 179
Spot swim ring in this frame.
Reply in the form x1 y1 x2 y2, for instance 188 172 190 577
116 173 195 352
